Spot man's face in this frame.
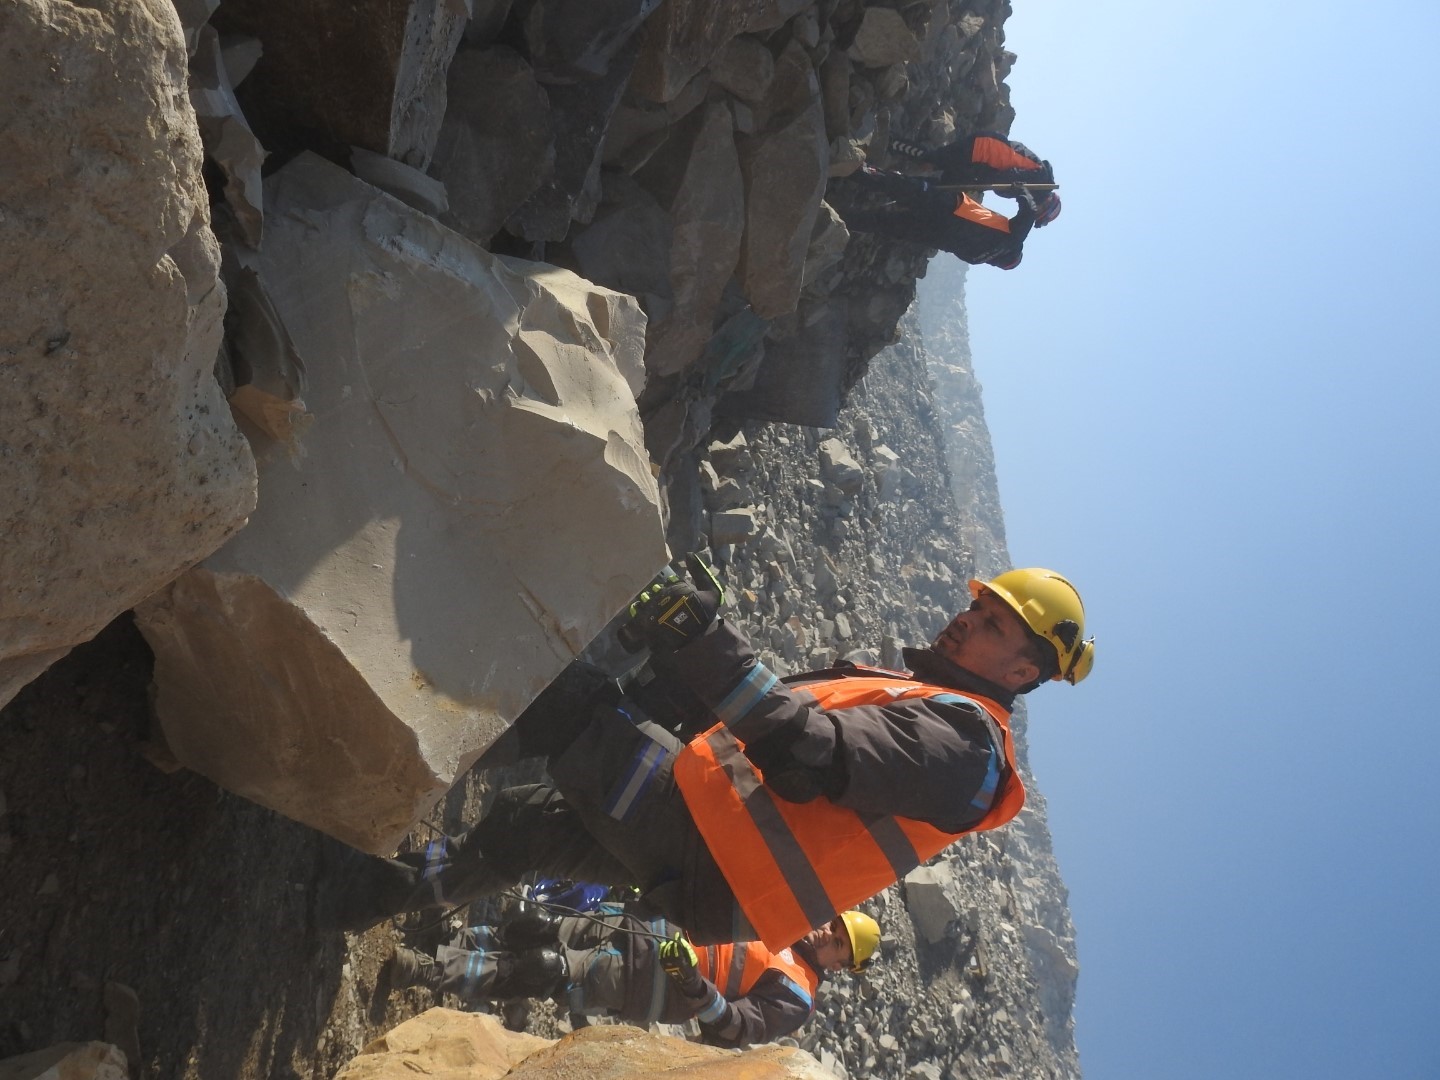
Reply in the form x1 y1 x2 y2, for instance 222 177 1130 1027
932 589 1040 690
806 918 854 973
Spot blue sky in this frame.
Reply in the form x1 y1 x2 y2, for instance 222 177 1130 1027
959 2 1440 1077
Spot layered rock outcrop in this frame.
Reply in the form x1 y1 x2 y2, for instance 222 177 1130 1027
0 0 257 710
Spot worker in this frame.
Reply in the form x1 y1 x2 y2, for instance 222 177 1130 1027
888 131 1061 222
383 903 879 1048
321 561 1093 953
838 164 1055 269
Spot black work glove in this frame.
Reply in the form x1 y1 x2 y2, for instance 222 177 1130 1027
619 553 724 655
658 934 705 996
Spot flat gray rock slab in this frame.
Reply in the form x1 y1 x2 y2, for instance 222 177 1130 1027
136 154 666 854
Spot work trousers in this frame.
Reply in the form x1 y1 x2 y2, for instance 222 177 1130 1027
433 922 627 1014
338 663 747 943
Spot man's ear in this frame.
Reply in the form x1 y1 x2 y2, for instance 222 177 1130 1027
1000 659 1040 691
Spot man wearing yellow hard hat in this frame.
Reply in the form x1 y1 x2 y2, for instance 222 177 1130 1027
325 562 1091 954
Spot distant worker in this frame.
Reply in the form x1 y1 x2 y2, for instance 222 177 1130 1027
323 560 1093 954
383 903 878 1048
889 131 1060 221
839 164 1056 269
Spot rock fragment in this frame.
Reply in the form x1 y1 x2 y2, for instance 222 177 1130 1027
349 147 450 217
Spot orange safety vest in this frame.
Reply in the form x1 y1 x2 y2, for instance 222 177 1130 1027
695 940 820 1013
952 193 1012 232
674 675 1024 951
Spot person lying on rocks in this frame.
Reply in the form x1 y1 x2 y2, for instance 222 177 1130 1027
888 130 1061 225
383 902 879 1049
839 163 1057 270
320 560 1093 953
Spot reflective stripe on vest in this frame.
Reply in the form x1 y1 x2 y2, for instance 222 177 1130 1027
696 940 820 1013
674 676 1023 950
952 193 1011 233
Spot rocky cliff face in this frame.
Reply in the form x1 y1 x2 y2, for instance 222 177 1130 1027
2 0 1081 1076
4 0 1029 850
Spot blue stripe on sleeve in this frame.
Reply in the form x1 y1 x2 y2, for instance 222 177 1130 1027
603 738 667 821
970 744 1000 811
697 988 727 1023
925 693 1002 814
464 946 487 986
715 664 779 728
778 975 813 1010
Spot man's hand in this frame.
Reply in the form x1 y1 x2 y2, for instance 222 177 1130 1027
744 721 845 804
659 934 705 995
620 553 724 654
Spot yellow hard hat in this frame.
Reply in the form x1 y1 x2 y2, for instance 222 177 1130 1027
970 568 1095 685
840 910 881 973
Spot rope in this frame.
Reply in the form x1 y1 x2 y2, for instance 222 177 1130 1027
395 887 679 943
496 888 678 943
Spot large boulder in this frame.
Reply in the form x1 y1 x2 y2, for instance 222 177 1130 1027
133 155 666 853
0 0 257 710
212 0 467 166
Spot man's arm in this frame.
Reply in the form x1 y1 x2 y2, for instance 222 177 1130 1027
655 619 839 762
659 621 1003 830
699 967 815 1049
